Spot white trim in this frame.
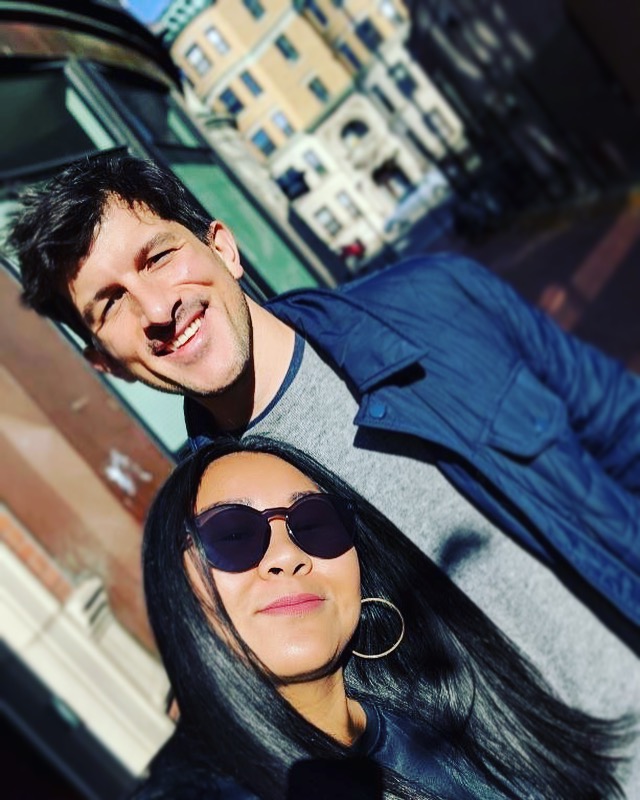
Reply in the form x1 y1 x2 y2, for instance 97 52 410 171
0 535 173 775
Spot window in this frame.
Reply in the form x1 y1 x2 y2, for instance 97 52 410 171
355 18 383 52
370 85 394 112
390 63 417 98
308 77 330 103
276 168 309 200
251 127 276 156
243 0 265 19
337 41 361 71
303 149 327 175
305 0 328 25
205 26 230 55
336 190 361 218
185 43 211 77
219 87 244 114
314 206 342 237
424 108 454 141
373 161 412 199
240 70 263 96
341 119 369 147
275 34 299 61
379 0 403 24
272 110 294 137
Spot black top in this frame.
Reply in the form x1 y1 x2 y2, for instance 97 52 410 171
131 702 509 799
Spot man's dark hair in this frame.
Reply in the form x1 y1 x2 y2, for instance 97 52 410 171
7 155 212 341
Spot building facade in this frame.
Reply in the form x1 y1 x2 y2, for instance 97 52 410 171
406 0 640 220
161 0 464 261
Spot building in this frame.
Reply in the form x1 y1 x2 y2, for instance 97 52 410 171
0 1 337 795
160 0 464 262
406 0 640 221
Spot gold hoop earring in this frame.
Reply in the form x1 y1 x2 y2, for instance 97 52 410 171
352 597 405 659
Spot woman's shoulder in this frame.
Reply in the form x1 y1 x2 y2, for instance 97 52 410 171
360 702 508 800
129 724 258 800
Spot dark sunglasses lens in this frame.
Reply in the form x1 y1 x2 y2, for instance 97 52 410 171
289 495 355 559
195 507 268 572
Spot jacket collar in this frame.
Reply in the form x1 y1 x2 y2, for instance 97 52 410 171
267 288 428 393
185 287 427 445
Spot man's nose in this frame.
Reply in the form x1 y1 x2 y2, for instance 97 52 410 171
258 519 312 578
135 284 176 330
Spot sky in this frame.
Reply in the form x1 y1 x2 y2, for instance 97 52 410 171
122 0 170 24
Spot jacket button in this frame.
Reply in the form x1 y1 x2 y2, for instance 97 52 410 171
369 400 387 419
533 419 547 433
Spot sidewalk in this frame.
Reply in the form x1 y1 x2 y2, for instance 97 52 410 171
417 190 640 373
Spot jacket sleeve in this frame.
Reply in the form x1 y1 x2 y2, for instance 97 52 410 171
452 257 640 493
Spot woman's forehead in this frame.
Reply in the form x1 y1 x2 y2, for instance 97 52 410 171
195 452 318 513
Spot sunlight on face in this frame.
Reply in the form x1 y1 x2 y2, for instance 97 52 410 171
191 452 361 683
69 200 251 398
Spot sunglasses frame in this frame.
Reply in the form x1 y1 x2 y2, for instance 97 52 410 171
188 493 356 572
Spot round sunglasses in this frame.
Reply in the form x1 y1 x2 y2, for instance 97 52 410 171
190 493 356 572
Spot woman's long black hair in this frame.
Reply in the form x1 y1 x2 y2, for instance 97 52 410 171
141 437 632 799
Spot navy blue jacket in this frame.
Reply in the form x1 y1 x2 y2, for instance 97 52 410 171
187 255 640 626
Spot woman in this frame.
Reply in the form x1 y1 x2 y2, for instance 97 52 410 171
135 437 631 800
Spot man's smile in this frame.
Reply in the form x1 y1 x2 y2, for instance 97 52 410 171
165 315 203 353
153 310 205 356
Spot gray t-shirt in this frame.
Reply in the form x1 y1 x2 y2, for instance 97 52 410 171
247 337 639 791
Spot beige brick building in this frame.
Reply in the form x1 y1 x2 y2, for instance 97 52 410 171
161 0 465 263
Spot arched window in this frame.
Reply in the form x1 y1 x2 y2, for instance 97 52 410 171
341 119 369 148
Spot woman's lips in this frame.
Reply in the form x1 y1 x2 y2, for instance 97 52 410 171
259 594 324 616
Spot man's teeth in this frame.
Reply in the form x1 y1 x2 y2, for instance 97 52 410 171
167 317 202 352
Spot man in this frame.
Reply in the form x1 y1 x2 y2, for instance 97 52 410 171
9 157 640 786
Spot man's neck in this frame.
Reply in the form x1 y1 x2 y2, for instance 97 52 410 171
196 299 295 432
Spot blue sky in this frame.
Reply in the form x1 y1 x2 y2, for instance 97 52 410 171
122 0 170 24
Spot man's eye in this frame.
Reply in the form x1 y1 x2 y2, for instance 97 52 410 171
149 249 172 265
102 291 124 320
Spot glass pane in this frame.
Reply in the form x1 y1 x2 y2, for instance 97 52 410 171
167 107 201 147
102 377 187 453
103 70 200 147
65 87 116 150
0 70 101 175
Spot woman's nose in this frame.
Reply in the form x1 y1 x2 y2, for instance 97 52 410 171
257 519 312 577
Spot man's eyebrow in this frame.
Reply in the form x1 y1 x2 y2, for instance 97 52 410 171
80 232 178 325
134 232 177 266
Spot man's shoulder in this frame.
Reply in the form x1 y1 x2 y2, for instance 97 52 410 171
347 251 481 289
270 253 490 311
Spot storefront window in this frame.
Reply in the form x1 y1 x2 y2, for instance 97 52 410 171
0 69 108 177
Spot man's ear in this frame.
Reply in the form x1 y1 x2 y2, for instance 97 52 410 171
207 220 244 280
83 345 135 383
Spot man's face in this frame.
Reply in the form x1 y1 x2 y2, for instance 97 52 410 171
68 198 252 399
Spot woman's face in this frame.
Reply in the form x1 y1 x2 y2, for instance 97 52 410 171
193 452 361 683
